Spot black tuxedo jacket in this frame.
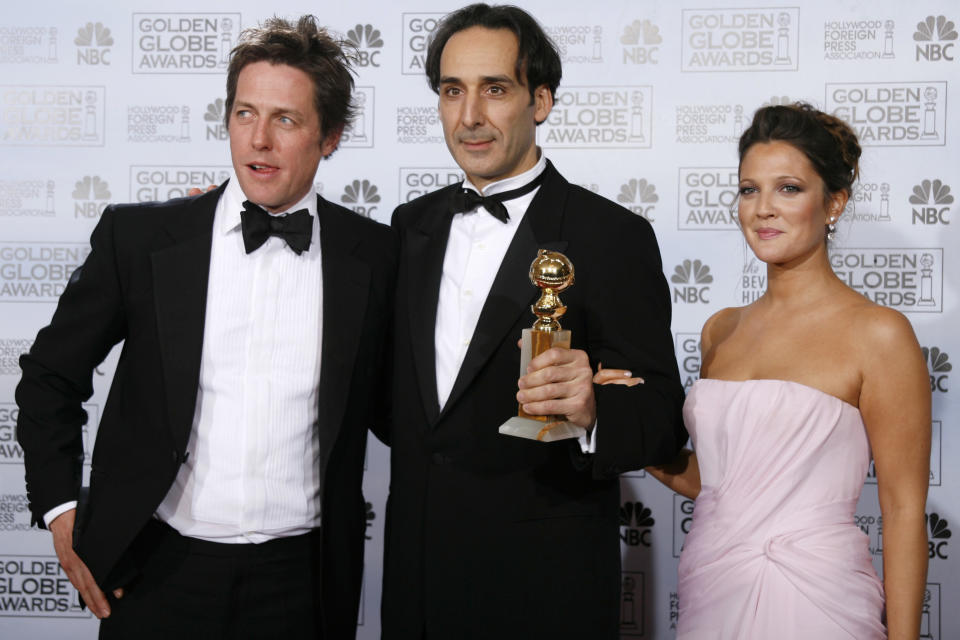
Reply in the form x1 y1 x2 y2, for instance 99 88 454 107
382 162 686 638
16 184 397 639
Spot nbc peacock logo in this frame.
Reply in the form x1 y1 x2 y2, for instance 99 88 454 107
345 24 383 67
671 259 713 304
74 21 112 65
72 175 110 219
341 179 381 217
914 15 957 61
617 178 658 221
620 501 655 547
621 18 661 64
910 179 952 224
922 347 951 392
204 98 227 140
927 512 951 559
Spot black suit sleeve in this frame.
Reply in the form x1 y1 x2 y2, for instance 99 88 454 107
16 206 127 527
579 210 687 478
369 222 400 447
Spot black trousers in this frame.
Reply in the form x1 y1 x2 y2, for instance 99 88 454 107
99 520 322 640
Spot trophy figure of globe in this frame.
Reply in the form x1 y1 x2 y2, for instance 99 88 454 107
499 249 586 442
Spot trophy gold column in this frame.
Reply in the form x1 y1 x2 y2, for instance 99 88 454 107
499 249 587 442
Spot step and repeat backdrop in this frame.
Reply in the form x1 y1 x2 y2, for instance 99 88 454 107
1 1 956 638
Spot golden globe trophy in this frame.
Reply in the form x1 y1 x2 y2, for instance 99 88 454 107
499 249 587 442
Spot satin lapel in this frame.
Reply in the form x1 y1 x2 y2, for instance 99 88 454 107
316 196 370 457
439 163 569 421
405 194 454 424
151 185 223 452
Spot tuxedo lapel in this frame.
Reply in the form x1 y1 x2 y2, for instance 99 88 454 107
315 197 371 457
439 162 569 421
151 185 222 452
405 195 454 424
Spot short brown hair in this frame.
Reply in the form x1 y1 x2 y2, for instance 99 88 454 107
225 15 356 139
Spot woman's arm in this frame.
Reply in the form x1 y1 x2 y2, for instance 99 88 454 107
646 449 700 499
593 367 700 499
858 307 930 640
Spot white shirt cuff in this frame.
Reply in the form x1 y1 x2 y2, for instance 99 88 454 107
43 501 77 528
578 421 598 454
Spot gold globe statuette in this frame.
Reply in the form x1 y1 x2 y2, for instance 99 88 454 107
498 249 587 442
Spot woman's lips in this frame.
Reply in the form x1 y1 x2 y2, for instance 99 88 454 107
756 227 782 240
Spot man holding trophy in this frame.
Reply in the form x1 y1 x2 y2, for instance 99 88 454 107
383 4 687 637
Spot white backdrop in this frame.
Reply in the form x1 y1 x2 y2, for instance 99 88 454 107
0 1 956 638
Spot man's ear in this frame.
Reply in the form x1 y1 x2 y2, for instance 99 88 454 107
533 85 553 125
320 124 344 158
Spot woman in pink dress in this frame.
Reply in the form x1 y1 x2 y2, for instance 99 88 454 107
597 103 930 639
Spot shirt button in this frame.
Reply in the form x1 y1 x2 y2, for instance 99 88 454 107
475 242 486 250
463 339 471 346
463 289 473 297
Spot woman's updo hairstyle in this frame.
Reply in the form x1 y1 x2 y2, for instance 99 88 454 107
738 102 861 198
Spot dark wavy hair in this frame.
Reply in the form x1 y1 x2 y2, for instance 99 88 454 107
738 102 861 199
224 15 356 139
425 3 562 104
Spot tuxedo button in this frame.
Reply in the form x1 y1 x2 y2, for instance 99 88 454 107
431 452 452 466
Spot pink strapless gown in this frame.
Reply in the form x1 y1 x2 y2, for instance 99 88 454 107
677 379 885 639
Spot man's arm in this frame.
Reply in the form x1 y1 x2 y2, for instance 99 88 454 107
516 211 686 477
15 207 128 617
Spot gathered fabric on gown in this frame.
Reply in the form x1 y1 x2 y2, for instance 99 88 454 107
677 379 885 639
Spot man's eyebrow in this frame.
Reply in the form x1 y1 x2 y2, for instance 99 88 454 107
438 74 518 86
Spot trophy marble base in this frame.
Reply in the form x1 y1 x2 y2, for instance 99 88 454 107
498 328 586 442
499 416 586 442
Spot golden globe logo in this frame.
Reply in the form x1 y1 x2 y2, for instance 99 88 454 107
129 165 229 202
398 167 463 203
672 494 695 557
0 404 24 462
0 555 87 617
133 13 239 73
830 248 943 311
826 81 947 146
673 332 700 392
678 167 739 230
0 86 105 146
541 86 652 149
0 243 90 302
401 13 443 74
682 7 799 71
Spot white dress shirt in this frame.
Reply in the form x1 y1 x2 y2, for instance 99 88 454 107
153 174 324 543
434 153 595 452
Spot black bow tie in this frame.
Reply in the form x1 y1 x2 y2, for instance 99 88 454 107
448 171 546 223
240 200 313 255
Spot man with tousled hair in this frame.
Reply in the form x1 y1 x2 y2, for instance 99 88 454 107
16 15 394 639
382 4 686 637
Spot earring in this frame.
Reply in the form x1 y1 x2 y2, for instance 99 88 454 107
826 216 837 241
